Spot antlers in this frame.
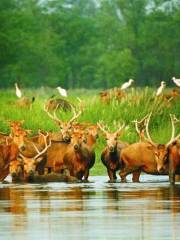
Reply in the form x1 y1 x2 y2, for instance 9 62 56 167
97 121 125 136
132 114 149 135
44 104 63 125
68 107 82 126
166 114 180 146
97 121 108 135
145 113 180 146
145 112 153 143
44 103 82 127
19 132 51 160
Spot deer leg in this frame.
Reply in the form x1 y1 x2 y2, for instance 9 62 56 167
119 166 139 183
169 159 176 185
84 169 89 182
108 169 116 183
63 168 70 177
132 170 141 183
113 171 117 180
169 169 175 185
76 171 84 181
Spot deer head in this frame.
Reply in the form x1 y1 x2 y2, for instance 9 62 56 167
12 128 31 151
97 121 125 152
145 113 180 172
18 132 51 180
44 104 82 142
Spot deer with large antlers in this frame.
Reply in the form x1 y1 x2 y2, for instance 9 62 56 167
119 113 179 182
144 113 179 172
44 104 82 143
98 121 130 182
17 132 51 182
153 114 180 184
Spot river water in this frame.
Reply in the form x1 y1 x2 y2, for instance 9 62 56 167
0 175 180 240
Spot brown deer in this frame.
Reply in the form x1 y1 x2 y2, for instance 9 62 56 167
0 122 31 182
45 96 74 112
46 123 96 178
85 125 99 147
0 143 19 182
44 104 82 142
63 131 95 181
119 114 179 182
168 138 180 184
98 121 129 182
46 141 70 174
18 132 51 182
9 158 24 183
99 91 111 104
19 130 52 158
16 96 35 109
154 115 180 184
72 123 99 147
0 120 25 144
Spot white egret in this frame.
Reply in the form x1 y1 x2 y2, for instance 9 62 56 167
156 81 166 96
56 86 67 97
121 79 134 90
15 83 22 98
172 77 180 87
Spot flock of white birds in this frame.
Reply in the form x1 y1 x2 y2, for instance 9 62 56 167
15 76 180 99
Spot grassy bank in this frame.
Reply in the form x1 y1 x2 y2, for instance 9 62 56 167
0 87 179 175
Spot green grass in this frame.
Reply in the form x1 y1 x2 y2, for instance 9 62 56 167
0 87 179 175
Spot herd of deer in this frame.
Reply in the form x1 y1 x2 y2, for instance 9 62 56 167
0 103 180 184
99 87 180 106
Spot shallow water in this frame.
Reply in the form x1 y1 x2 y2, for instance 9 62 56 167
0 175 180 240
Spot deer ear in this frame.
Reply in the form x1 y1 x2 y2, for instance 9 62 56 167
117 131 123 137
146 144 159 156
146 144 156 151
147 145 153 150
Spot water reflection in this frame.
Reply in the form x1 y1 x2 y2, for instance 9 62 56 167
0 176 180 240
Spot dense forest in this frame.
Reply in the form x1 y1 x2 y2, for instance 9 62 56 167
0 0 180 89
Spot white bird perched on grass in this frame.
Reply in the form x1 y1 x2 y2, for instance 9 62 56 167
15 83 22 98
156 81 166 96
121 79 134 90
172 77 180 87
56 86 67 97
